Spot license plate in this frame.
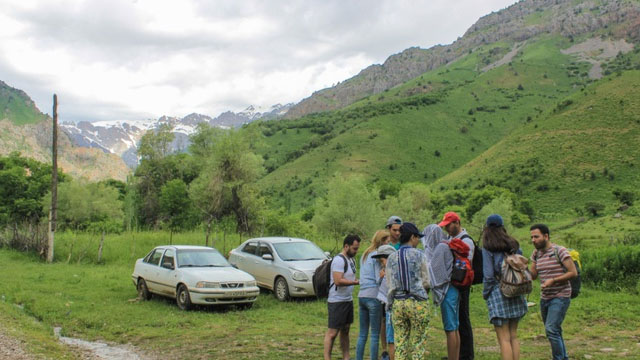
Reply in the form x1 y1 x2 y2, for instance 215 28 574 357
229 291 244 296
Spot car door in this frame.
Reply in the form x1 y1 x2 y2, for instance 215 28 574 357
255 242 277 287
144 249 165 293
156 248 177 297
238 241 259 280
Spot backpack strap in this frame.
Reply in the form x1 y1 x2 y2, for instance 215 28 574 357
552 245 568 273
331 254 350 290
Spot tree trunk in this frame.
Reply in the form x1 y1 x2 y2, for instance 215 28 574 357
97 230 105 263
169 229 173 245
205 219 212 247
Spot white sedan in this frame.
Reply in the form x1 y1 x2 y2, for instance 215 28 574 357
131 245 260 310
228 237 329 301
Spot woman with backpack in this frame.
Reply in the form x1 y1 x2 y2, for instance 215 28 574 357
481 214 528 360
423 224 461 360
356 229 389 360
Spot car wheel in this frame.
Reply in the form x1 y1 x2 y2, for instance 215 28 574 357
274 277 290 301
137 278 151 301
176 284 192 310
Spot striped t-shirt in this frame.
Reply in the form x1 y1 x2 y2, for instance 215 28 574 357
531 245 572 299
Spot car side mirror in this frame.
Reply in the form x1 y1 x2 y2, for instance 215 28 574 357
262 254 273 261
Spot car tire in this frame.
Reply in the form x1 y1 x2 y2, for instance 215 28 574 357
137 278 152 301
176 284 192 310
274 277 290 301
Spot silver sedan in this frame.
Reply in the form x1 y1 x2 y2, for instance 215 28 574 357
228 237 329 301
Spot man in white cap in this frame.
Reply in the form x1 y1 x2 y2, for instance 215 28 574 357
386 215 403 250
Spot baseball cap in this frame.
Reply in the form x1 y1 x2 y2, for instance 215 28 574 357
486 214 504 227
438 211 460 227
372 244 396 258
386 215 403 227
400 222 423 237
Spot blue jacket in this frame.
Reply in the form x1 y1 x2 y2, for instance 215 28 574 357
358 251 382 298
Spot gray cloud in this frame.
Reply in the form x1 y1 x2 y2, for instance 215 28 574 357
0 0 517 122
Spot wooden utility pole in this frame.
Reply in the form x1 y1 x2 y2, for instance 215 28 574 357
47 94 58 263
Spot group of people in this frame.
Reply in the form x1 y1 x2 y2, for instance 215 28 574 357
323 212 578 360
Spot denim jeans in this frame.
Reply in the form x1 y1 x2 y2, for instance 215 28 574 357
356 297 382 360
540 297 571 360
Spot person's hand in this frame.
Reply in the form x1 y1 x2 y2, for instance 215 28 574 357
353 279 360 285
541 278 554 289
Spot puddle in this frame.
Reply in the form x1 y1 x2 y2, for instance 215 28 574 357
54 327 144 359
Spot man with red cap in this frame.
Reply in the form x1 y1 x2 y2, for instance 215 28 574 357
439 211 475 360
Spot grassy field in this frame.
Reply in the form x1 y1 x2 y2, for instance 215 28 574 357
1 225 639 359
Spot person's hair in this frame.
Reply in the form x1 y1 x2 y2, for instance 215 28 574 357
343 234 361 247
362 230 390 260
530 223 550 237
399 232 413 244
482 226 520 253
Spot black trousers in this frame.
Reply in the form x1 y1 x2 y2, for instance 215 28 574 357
458 286 474 360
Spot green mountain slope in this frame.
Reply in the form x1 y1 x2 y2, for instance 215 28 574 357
255 35 602 211
436 69 640 215
0 80 48 125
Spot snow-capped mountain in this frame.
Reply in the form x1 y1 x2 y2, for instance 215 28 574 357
60 104 292 168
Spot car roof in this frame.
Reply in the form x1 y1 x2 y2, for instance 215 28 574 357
155 245 220 251
245 237 311 244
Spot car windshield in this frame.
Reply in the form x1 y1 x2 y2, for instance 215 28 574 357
273 242 327 261
177 249 230 268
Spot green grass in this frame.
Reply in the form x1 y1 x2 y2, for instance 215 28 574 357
1 235 639 359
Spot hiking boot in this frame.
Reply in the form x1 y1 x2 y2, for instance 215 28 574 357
381 351 390 360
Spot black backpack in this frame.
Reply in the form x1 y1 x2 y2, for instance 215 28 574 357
461 234 483 285
312 254 348 298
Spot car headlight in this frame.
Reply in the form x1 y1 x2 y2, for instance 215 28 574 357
245 280 257 287
196 281 221 288
291 270 309 281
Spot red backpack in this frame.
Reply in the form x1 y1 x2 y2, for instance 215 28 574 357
448 238 474 288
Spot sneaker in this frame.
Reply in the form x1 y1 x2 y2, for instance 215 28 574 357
381 351 390 360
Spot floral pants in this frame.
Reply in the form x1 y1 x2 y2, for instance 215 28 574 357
391 298 430 360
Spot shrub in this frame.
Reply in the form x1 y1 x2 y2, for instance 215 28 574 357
582 245 640 293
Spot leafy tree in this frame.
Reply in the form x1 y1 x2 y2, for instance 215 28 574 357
138 123 175 161
188 125 265 235
313 175 381 251
613 189 635 206
471 195 514 232
585 202 605 217
43 180 123 231
160 179 192 244
0 153 65 252
133 123 197 228
381 183 434 225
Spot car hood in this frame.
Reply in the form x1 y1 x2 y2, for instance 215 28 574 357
180 266 255 282
285 259 326 272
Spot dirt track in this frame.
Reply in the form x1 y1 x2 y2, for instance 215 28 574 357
0 327 34 360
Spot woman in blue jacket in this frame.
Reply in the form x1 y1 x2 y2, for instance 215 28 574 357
356 229 389 360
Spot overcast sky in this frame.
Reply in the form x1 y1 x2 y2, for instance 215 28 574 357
0 0 517 123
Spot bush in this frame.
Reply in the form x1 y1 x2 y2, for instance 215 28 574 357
582 245 640 293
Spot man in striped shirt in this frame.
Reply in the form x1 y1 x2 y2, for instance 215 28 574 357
529 224 578 360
